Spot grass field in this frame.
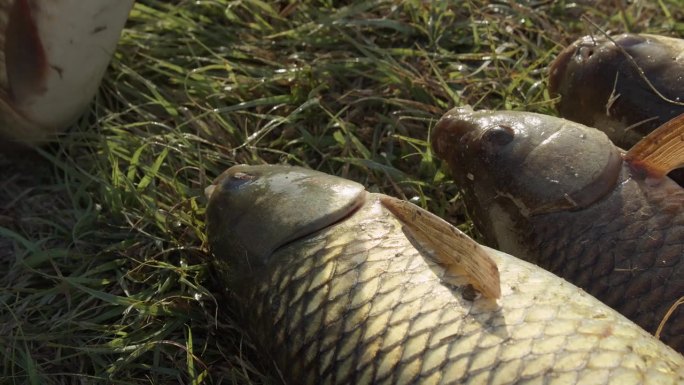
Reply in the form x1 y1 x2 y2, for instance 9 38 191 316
1 1 682 384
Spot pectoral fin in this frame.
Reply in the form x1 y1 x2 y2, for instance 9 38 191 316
380 196 501 299
626 113 684 179
5 0 48 103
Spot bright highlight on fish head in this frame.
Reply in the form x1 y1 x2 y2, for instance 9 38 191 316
206 164 367 270
432 107 623 217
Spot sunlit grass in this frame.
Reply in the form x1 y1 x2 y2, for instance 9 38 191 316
0 0 681 383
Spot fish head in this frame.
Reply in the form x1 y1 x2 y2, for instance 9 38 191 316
205 164 367 271
432 107 623 219
548 34 632 126
549 33 684 146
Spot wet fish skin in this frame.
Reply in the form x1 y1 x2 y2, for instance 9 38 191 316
432 107 684 353
549 33 684 149
206 164 684 384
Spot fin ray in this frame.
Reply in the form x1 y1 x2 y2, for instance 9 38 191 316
380 196 501 299
626 113 684 179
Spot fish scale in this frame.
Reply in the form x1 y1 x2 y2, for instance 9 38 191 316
432 107 684 353
218 192 684 384
527 167 684 349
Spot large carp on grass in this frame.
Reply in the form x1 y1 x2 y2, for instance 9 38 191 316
432 107 684 353
205 164 684 384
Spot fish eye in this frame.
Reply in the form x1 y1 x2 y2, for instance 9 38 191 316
481 125 514 146
615 34 646 48
577 46 594 60
231 172 255 181
221 171 256 190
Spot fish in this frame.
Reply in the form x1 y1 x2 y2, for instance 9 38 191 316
432 106 684 353
0 0 134 145
205 164 684 384
549 33 684 150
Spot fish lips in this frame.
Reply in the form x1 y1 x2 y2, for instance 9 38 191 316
432 106 517 188
432 106 478 178
547 35 615 115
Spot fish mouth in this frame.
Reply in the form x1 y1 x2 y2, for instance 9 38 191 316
432 106 490 188
548 43 576 97
548 35 601 97
204 184 216 199
432 106 476 161
549 34 649 98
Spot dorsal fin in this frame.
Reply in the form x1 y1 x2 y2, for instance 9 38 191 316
380 196 501 299
625 113 684 180
5 0 48 103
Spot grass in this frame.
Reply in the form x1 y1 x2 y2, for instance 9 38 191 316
0 0 682 383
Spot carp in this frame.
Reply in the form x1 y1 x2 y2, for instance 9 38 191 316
432 106 684 353
549 33 684 149
0 0 133 145
205 164 684 384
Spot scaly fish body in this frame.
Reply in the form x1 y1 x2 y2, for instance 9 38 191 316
549 33 684 149
206 164 684 384
0 0 133 145
432 107 684 353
